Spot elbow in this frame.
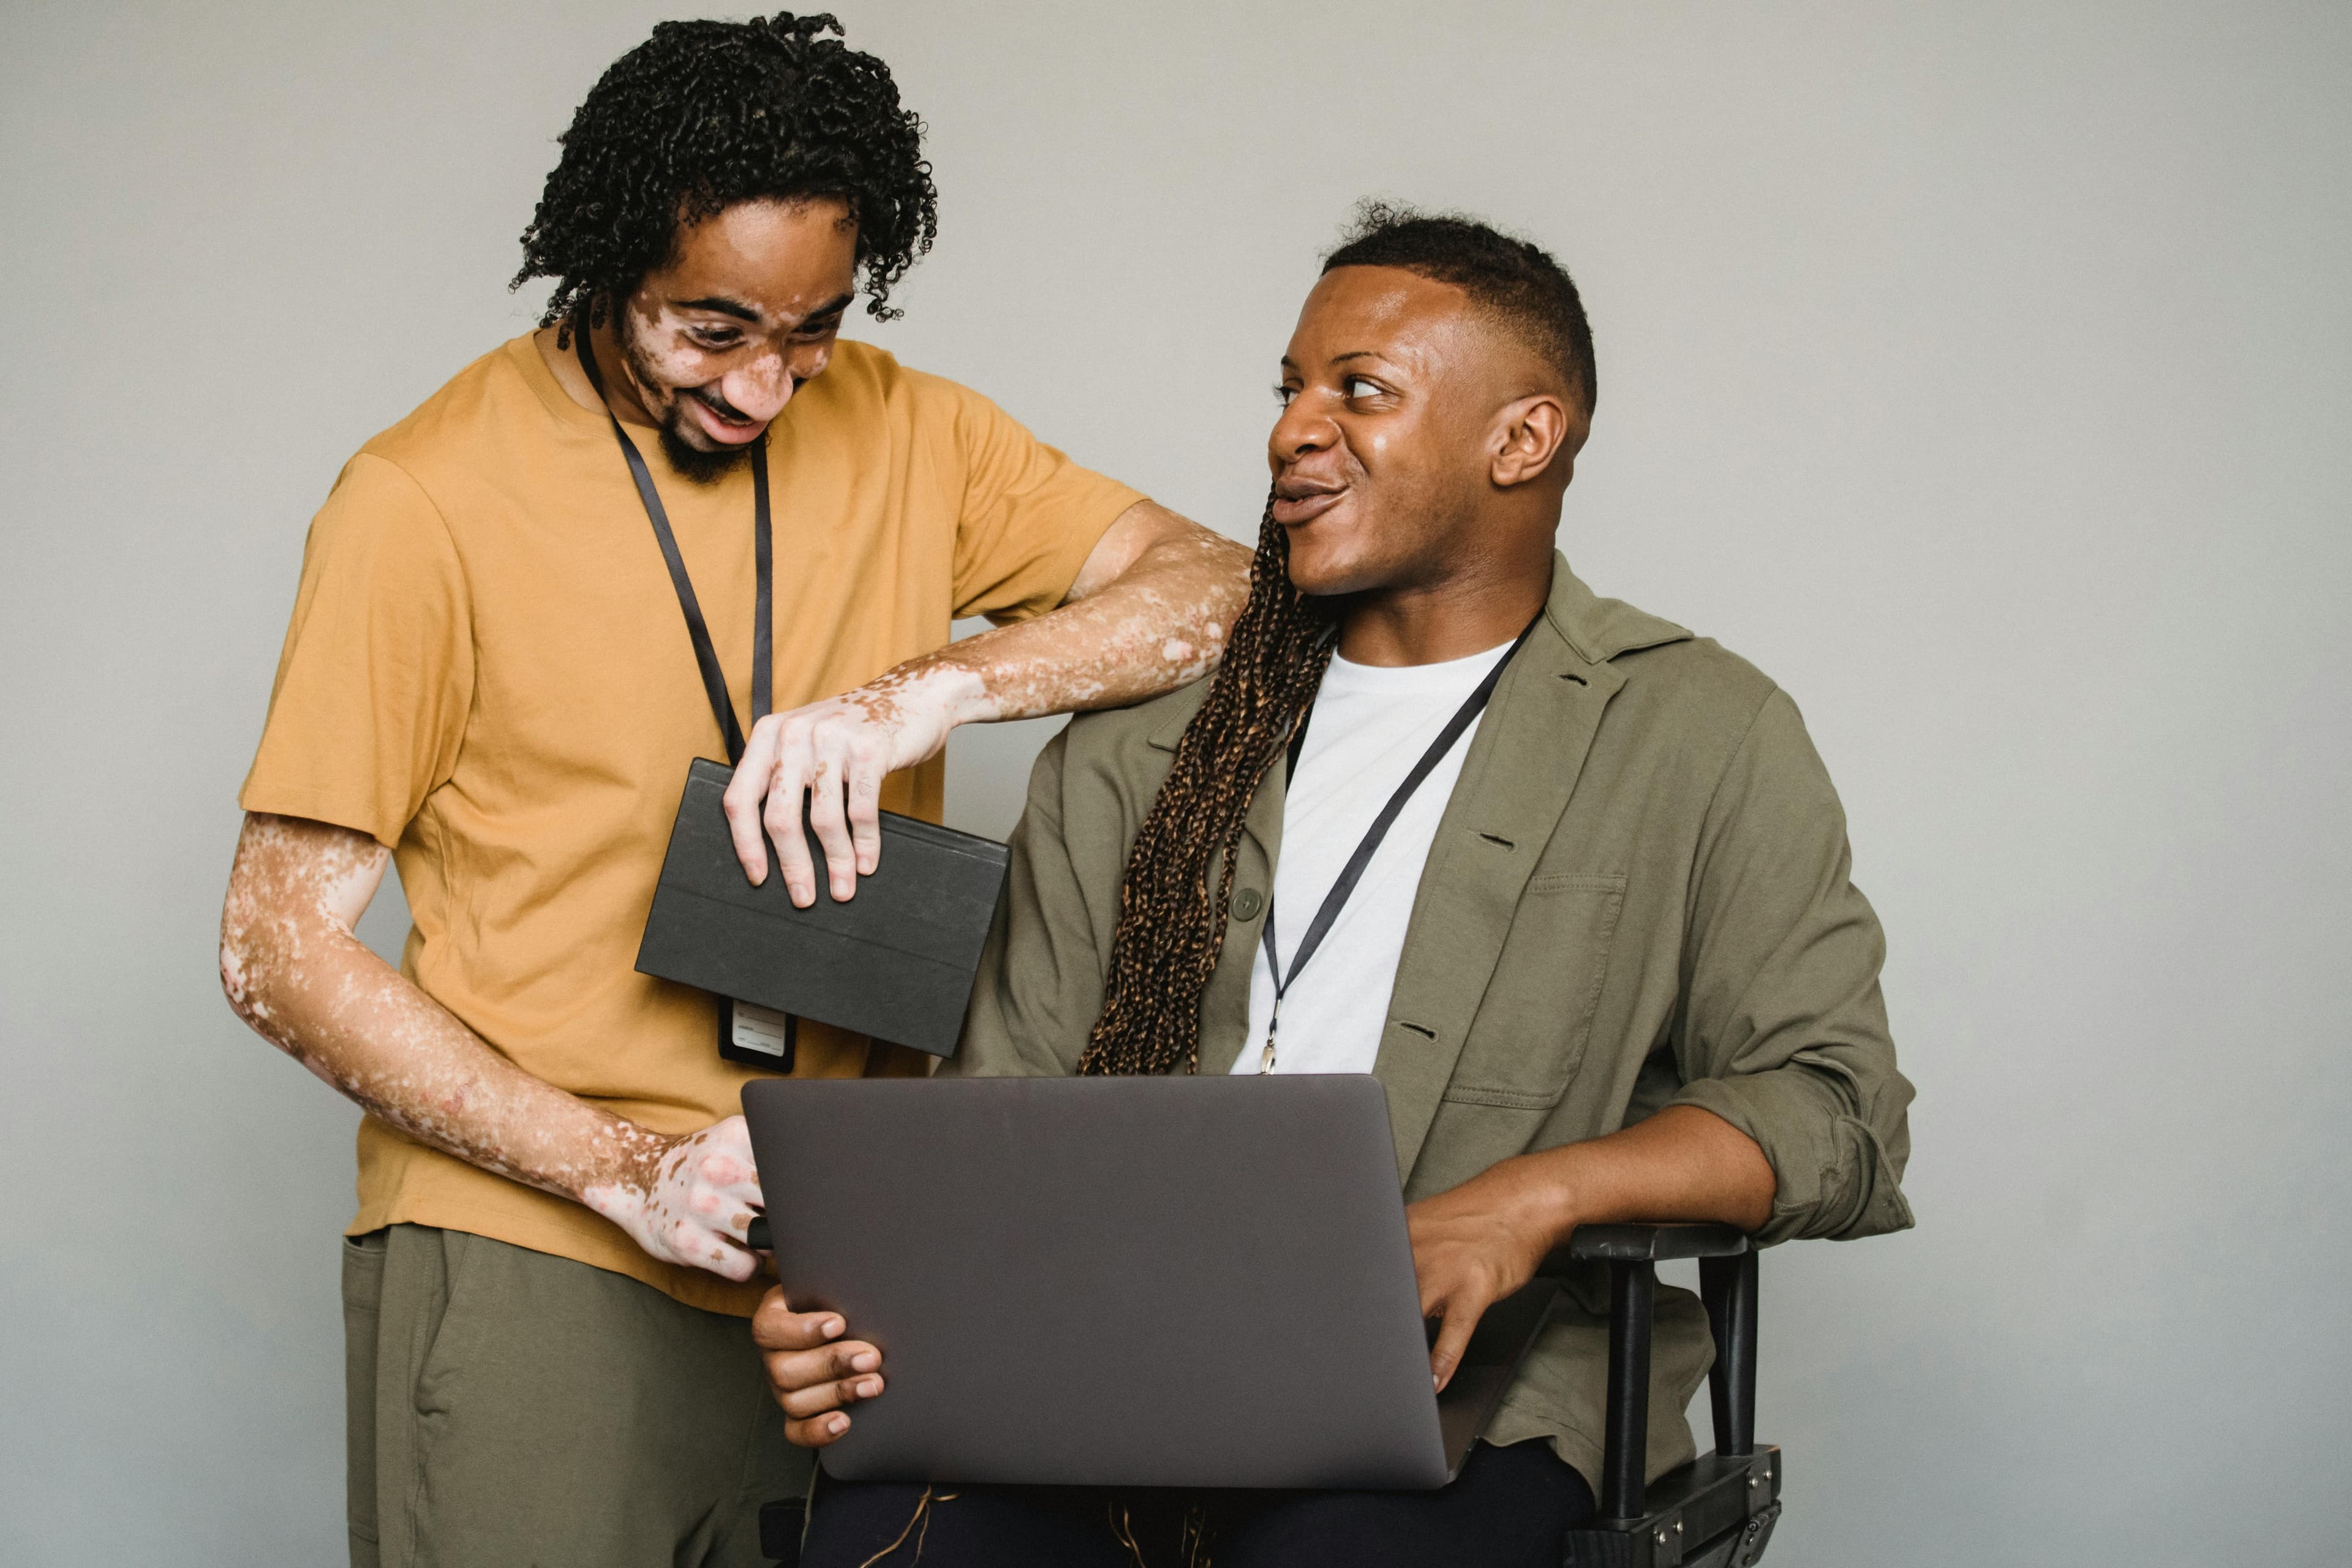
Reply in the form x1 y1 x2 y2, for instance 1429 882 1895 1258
217 890 289 1042
1765 1114 1917 1246
219 922 268 1033
1673 1065 1914 1246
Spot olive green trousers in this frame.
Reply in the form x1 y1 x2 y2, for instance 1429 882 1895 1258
342 1224 810 1567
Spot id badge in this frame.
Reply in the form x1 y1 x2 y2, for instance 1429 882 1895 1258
718 997 797 1072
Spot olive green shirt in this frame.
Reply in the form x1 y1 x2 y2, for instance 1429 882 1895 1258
945 554 1915 1492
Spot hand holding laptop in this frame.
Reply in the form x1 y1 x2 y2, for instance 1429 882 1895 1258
752 1294 883 1449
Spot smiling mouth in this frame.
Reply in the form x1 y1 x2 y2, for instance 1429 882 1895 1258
1270 484 1346 526
683 390 769 445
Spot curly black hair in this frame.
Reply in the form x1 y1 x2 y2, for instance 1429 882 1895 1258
514 12 937 336
1325 200 1596 420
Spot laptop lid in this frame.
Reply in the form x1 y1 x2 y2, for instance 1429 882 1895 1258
744 1074 1553 1491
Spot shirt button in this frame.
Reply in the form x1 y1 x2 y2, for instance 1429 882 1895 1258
1231 888 1265 922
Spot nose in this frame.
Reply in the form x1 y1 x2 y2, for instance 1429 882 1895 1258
1268 394 1335 472
718 347 800 424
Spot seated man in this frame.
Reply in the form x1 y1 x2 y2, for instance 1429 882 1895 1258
755 205 1917 1568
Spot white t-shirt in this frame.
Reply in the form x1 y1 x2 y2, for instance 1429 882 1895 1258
1230 639 1515 1076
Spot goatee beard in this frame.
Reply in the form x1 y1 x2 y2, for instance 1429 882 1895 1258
658 416 756 484
615 311 758 484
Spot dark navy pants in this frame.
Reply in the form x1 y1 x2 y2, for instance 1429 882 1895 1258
799 1438 1596 1568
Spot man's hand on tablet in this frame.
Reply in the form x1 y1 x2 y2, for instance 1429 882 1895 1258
753 1287 886 1446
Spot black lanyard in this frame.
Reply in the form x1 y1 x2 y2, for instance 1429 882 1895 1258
575 330 772 763
1254 615 1539 1072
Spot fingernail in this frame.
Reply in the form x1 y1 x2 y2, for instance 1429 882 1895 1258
859 1378 881 1398
851 1351 878 1372
822 1319 843 1339
828 1415 847 1435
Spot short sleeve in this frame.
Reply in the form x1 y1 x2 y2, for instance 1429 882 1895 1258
944 382 1145 625
238 453 473 848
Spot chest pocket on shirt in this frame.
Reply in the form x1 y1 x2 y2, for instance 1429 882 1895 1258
1440 871 1627 1109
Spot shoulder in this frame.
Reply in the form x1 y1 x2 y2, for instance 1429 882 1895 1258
331 335 574 545
303 451 454 567
356 335 540 477
1593 615 1838 812
1616 635 1783 742
815 339 974 419
866 352 1049 448
793 342 1012 459
811 337 907 404
1043 678 1213 803
1550 559 1782 744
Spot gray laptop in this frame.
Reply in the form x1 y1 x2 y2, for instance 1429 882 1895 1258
742 1074 1557 1490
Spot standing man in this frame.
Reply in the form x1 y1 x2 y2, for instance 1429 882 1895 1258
218 15 1248 1567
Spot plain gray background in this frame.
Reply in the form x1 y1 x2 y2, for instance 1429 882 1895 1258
4 1 2346 1561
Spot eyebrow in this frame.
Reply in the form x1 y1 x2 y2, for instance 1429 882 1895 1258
1280 349 1387 372
673 296 763 323
669 292 855 327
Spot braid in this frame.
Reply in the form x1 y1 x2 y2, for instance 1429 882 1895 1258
1078 503 1336 1076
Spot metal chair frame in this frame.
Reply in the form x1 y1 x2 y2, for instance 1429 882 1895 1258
1554 1223 1781 1568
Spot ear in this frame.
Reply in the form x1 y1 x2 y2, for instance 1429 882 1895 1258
1488 394 1578 489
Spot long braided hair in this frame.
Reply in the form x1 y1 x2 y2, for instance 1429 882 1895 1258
1076 502 1336 1076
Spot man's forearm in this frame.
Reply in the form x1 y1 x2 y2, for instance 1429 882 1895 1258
718 502 1251 899
875 502 1251 726
1518 1105 1777 1243
220 815 664 1205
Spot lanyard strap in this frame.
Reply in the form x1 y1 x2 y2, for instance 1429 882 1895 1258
575 328 772 764
1257 615 1540 1025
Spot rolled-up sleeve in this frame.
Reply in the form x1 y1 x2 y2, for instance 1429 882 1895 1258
1667 688 1915 1245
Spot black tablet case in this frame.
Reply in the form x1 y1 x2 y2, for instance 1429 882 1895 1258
635 758 1009 1058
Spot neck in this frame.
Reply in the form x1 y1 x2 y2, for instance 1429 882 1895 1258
541 314 661 428
1337 551 1553 668
585 315 662 427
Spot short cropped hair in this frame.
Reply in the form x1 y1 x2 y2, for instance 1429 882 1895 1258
1323 202 1596 419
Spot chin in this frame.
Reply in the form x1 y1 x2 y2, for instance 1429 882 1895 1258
1283 528 1389 600
657 417 755 485
1285 554 1385 600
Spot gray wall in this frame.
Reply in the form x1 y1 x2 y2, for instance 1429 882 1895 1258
4 2 2346 1561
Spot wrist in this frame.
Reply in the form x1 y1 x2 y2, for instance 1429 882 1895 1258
1509 1147 1589 1254
573 1115 671 1208
892 656 993 728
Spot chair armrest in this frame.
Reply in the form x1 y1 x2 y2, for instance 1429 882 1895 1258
1544 1221 1752 1272
1540 1221 1762 1523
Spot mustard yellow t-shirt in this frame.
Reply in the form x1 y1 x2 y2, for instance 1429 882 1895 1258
240 333 1143 1314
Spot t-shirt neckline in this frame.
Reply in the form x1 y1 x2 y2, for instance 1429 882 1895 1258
1320 636 1517 696
510 328 665 438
